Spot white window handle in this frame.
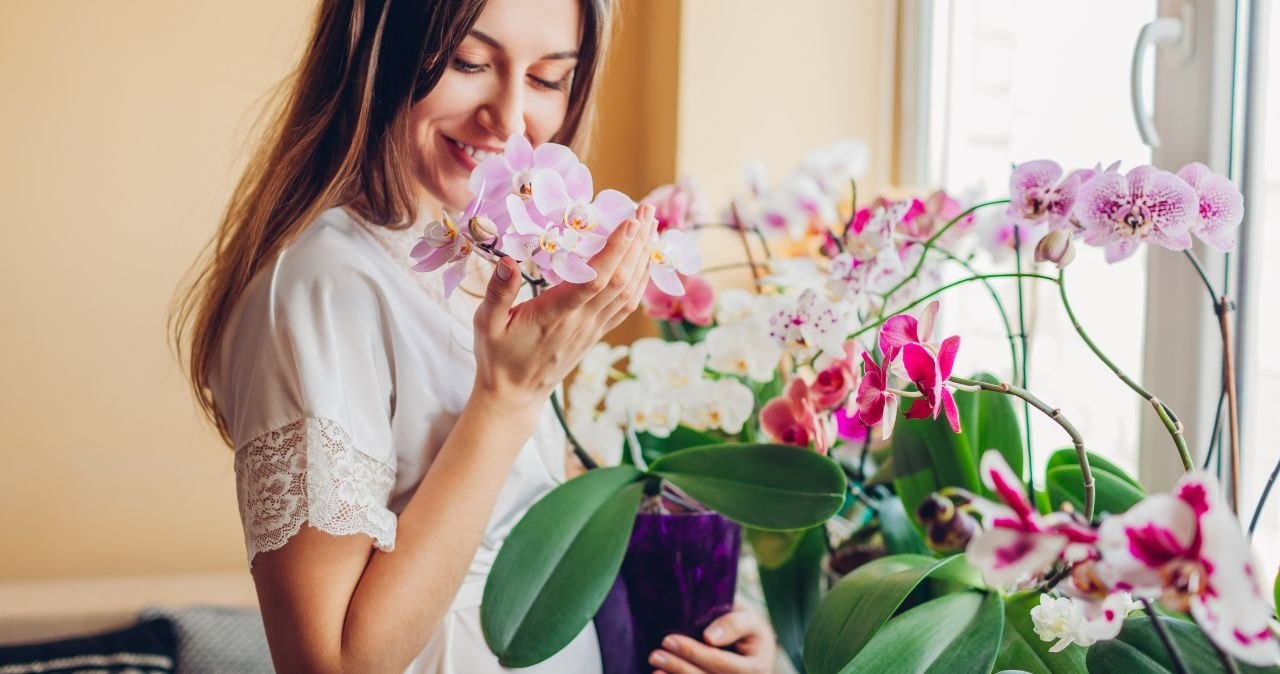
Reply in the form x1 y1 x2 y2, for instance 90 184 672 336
1130 10 1192 148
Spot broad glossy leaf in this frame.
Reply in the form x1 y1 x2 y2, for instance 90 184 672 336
955 371 1025 487
840 590 1004 674
891 414 978 525
746 528 807 570
482 466 644 667
621 426 719 466
1046 448 1143 490
1046 465 1146 517
994 592 1088 674
803 554 981 674
1086 615 1280 673
758 525 825 673
649 443 846 530
876 493 930 555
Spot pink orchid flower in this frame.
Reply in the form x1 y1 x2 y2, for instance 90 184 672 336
1095 471 1279 666
898 190 973 242
901 336 962 433
855 351 900 439
530 162 637 238
760 378 833 455
1176 162 1244 252
469 132 581 234
642 273 714 326
811 342 860 411
1074 164 1197 263
1009 160 1089 230
640 176 708 233
844 199 910 262
878 300 940 360
503 193 608 285
966 451 1099 588
410 208 475 297
647 229 703 296
833 406 870 442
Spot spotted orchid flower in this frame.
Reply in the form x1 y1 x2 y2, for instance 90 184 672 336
1009 160 1090 231
469 133 581 235
855 351 899 439
502 193 609 285
1095 471 1280 666
965 451 1099 589
1074 165 1197 263
844 199 910 262
1176 162 1244 252
760 378 835 455
768 288 850 361
410 210 474 297
648 229 703 296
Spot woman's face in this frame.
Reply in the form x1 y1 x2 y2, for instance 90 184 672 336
408 0 583 212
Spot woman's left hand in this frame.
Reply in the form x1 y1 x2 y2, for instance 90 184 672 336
648 607 776 674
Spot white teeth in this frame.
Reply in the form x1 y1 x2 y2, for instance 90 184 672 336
450 138 497 162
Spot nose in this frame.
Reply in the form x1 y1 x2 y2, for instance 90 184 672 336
476 76 525 141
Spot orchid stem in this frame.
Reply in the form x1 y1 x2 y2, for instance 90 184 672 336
699 261 771 275
949 375 1094 521
1057 269 1194 471
1218 294 1242 514
531 281 597 471
1248 454 1280 536
875 198 1011 315
729 202 765 292
1183 249 1218 302
849 272 1058 342
1142 599 1190 674
1013 226 1036 505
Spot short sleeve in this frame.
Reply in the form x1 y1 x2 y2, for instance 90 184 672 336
212 223 399 568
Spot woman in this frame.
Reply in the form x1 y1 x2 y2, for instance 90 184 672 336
173 0 776 672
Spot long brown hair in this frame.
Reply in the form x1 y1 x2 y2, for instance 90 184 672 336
172 0 615 446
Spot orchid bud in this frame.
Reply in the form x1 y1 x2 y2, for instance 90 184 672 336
917 492 978 553
468 215 498 245
1034 230 1076 268
423 218 457 248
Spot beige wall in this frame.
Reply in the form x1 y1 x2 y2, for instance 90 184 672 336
0 1 893 582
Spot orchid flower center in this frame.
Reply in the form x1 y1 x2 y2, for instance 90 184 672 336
1114 203 1154 237
424 217 459 248
650 244 675 268
1158 558 1209 612
564 203 598 231
513 170 536 199
539 229 563 254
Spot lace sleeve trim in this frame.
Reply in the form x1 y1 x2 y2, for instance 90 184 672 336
234 417 397 568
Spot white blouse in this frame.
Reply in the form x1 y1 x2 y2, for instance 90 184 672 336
209 207 602 673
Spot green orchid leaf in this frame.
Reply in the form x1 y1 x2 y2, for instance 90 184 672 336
482 466 645 667
891 413 978 529
621 425 720 466
994 592 1088 674
803 554 981 674
1046 448 1143 490
876 493 931 555
1086 615 1280 673
757 525 825 673
746 528 808 570
649 443 846 530
955 371 1025 489
840 590 1004 674
1046 465 1146 517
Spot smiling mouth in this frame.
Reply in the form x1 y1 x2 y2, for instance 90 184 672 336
446 136 501 162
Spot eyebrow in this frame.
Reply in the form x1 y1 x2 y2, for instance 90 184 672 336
469 29 579 61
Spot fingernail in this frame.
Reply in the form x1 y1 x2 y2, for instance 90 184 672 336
706 626 724 642
626 219 639 238
496 259 512 280
649 651 666 666
662 636 678 651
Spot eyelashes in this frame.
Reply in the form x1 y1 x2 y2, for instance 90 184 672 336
450 58 570 92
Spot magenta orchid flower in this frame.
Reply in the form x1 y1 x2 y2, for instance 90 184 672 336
410 211 474 297
642 273 714 326
811 342 860 411
1009 160 1089 230
1176 162 1244 252
503 193 608 285
878 300 940 360
966 451 1099 589
648 229 703 296
760 377 834 455
1095 471 1280 665
1074 165 1197 263
901 336 962 433
469 132 580 234
855 351 900 439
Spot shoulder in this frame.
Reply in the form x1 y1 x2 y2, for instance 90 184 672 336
268 207 391 311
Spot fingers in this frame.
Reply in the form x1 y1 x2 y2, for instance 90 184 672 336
473 257 520 337
653 635 746 674
575 206 649 302
703 608 772 651
593 209 656 320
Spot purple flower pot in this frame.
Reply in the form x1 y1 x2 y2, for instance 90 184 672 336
596 510 741 674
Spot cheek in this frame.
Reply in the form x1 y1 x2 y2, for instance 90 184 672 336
522 92 572 144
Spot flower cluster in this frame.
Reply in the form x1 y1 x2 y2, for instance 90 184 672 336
855 301 963 438
1009 159 1244 264
411 133 705 296
964 451 1279 665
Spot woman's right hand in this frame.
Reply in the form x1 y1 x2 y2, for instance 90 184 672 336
471 203 657 417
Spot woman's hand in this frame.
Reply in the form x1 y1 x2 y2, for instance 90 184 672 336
471 204 656 417
648 607 777 674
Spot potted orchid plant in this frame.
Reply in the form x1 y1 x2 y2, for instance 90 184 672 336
405 131 1280 672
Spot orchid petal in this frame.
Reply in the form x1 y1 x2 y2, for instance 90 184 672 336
470 156 511 200
505 132 533 170
917 301 940 343
881 394 899 439
1074 170 1130 235
940 388 961 433
593 189 639 233
650 266 685 296
937 335 960 379
411 246 453 273
563 162 593 202
1103 239 1140 263
902 342 942 408
575 231 609 258
531 141 578 174
967 527 1068 588
979 450 1033 522
507 194 545 236
531 169 571 217
501 233 541 262
552 252 596 284
878 313 920 361
441 259 467 297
